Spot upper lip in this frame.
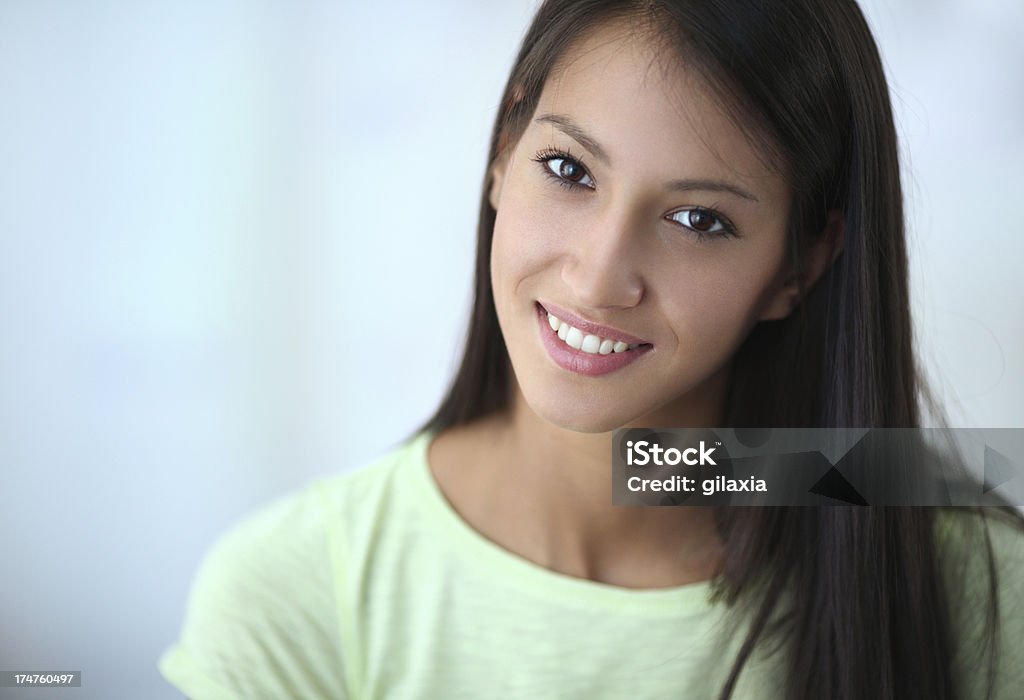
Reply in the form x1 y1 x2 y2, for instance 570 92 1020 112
538 300 652 345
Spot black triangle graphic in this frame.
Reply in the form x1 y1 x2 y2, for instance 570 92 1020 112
984 445 1022 493
809 466 869 505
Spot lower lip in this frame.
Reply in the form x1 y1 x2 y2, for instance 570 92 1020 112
536 303 652 377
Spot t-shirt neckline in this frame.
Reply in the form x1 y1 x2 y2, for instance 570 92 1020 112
405 430 718 617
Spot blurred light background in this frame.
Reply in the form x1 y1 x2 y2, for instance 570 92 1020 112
0 1 1021 698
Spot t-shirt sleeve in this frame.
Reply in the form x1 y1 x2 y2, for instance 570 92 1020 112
940 508 1024 700
158 483 349 700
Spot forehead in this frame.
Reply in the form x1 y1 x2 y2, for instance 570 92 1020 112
533 21 782 188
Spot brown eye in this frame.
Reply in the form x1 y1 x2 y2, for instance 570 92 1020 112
538 154 595 188
559 159 585 182
688 208 715 231
667 207 736 239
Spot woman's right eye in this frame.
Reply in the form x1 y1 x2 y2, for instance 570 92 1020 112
533 150 595 190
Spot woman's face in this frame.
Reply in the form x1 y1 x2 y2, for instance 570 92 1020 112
489 23 797 433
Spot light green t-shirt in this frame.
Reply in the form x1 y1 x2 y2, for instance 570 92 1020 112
158 431 1024 699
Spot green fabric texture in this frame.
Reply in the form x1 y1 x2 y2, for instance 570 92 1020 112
159 432 1024 699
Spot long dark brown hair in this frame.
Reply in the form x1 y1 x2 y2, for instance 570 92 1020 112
420 1 1022 697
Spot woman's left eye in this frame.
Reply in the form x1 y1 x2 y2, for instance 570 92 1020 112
667 208 736 238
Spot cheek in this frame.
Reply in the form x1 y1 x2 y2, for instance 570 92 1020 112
490 185 569 291
655 247 786 344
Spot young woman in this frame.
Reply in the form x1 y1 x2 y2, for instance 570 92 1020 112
160 1 1024 698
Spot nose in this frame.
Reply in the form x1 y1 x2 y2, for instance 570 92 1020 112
561 206 645 311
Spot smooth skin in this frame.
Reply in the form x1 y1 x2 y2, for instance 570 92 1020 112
429 21 843 589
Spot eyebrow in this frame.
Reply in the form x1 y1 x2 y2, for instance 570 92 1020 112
533 112 761 203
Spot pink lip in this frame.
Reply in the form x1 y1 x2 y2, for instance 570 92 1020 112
535 303 652 377
537 300 650 345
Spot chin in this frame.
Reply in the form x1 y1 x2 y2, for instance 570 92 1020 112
519 387 644 434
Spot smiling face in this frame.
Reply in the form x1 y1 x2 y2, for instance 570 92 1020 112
488 21 801 433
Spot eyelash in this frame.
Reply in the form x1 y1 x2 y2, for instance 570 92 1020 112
668 205 738 241
531 146 739 242
532 146 594 191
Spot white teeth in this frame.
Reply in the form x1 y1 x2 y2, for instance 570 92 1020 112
545 310 644 355
565 327 584 350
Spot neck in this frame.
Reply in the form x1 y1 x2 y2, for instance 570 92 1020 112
460 369 730 588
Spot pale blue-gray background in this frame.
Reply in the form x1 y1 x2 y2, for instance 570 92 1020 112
1 1 1021 698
